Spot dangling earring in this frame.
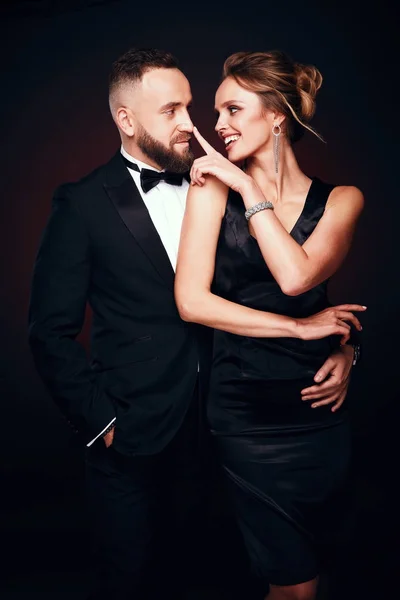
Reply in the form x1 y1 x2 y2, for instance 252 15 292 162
272 123 281 174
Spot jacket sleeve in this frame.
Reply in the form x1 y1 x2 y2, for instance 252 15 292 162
28 186 116 444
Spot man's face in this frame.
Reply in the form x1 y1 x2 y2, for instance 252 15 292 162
131 68 194 172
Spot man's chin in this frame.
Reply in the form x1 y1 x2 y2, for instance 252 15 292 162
174 148 188 156
170 149 194 171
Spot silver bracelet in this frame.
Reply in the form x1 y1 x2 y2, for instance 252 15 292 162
245 201 274 221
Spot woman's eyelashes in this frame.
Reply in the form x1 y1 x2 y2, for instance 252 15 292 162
215 105 240 124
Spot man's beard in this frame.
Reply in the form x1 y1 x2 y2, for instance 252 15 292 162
136 124 194 173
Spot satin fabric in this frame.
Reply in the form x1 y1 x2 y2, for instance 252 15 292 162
208 177 351 586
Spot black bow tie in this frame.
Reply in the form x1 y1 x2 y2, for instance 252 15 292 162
121 155 184 193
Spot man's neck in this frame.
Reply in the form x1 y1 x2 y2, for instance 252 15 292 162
120 145 162 172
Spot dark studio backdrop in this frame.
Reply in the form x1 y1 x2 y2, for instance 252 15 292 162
1 0 398 598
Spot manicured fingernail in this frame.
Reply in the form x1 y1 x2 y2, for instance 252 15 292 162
315 374 322 381
363 306 367 309
311 404 317 408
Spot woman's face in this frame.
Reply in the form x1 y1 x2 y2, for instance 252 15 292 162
214 76 274 163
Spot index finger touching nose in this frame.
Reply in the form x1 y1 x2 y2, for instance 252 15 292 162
193 126 216 155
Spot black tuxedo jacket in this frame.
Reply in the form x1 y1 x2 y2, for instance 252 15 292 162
28 151 213 456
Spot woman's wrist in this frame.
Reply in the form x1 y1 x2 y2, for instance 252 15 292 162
262 314 300 338
239 176 265 204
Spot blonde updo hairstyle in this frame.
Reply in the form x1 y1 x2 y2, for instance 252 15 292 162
222 50 323 143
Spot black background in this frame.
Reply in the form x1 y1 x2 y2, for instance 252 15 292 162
1 1 398 598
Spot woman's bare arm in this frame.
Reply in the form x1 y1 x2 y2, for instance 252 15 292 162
175 176 364 341
240 181 364 296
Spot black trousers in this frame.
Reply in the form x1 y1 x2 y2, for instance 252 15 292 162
85 380 210 600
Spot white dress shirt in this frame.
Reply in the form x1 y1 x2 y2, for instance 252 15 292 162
87 147 190 447
121 146 189 271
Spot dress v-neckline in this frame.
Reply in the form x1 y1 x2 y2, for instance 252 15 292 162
288 177 316 237
248 177 316 240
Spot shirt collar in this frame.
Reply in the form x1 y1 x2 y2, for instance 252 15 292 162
120 145 163 173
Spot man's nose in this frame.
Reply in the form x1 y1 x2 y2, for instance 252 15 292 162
177 119 194 133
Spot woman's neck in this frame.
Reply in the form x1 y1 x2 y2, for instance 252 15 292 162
245 142 310 205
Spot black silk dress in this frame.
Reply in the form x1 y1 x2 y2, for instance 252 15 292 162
208 177 351 586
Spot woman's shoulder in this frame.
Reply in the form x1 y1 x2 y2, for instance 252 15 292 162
326 183 364 213
187 175 230 218
189 174 229 197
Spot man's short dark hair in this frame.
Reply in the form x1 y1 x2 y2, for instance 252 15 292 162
109 48 179 95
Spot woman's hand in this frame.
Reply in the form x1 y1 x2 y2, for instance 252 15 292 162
301 345 355 412
296 304 366 344
190 126 253 195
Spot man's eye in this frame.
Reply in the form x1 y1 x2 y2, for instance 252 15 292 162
165 110 174 116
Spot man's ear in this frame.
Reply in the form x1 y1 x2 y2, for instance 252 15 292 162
116 107 135 137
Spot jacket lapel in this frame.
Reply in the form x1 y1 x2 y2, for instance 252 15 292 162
103 152 175 290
